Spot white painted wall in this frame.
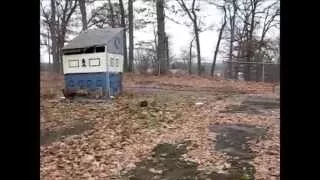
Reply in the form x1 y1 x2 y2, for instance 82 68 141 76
63 52 107 74
107 53 123 73
63 52 123 74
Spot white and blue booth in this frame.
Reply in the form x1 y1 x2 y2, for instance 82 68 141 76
62 27 124 97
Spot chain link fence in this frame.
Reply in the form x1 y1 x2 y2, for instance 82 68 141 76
223 60 280 83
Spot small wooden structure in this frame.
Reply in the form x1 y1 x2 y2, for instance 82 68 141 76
62 27 124 98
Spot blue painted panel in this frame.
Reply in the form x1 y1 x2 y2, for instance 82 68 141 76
109 73 122 96
64 72 122 97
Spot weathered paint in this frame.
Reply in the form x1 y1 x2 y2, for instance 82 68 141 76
62 28 125 98
107 53 123 72
106 30 124 55
64 72 122 96
63 52 107 74
63 52 123 74
62 28 123 50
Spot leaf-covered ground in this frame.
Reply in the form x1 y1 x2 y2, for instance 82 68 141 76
40 72 279 180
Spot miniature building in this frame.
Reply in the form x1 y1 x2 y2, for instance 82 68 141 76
62 27 124 98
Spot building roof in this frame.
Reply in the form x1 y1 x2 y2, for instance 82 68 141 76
62 27 123 50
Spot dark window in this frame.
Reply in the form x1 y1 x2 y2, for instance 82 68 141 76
63 49 84 55
84 47 95 54
63 46 105 55
96 46 105 52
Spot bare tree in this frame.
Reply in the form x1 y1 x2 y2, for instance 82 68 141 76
128 0 134 72
211 4 227 77
188 36 196 75
41 0 79 73
151 22 159 74
180 46 195 74
40 25 53 68
86 1 121 29
229 0 237 61
257 1 279 55
108 0 116 27
119 0 128 72
241 0 261 80
165 35 169 70
176 0 202 75
79 0 87 30
226 0 238 78
86 3 109 29
156 0 167 74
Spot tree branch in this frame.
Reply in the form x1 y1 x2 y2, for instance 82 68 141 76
40 2 50 23
87 3 109 27
176 0 194 22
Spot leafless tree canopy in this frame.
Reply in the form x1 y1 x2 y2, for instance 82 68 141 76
40 0 279 81
175 0 202 75
41 0 79 73
219 0 280 81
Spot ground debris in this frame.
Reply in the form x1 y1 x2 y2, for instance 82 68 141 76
40 72 279 180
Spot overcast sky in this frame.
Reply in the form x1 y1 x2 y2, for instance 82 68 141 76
40 0 279 64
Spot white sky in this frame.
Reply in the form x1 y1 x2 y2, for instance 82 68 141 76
40 0 279 63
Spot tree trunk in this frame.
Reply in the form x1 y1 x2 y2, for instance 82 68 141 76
156 0 167 74
152 24 159 75
79 0 87 31
235 41 242 79
228 17 234 78
228 33 233 78
246 0 258 81
49 0 59 73
211 8 227 77
165 35 169 69
59 20 68 74
188 37 195 75
228 0 238 79
193 20 201 75
58 46 63 74
45 0 78 73
119 0 127 72
47 28 52 70
108 0 115 27
128 0 134 72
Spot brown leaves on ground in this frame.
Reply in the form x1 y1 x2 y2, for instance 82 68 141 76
123 73 275 94
40 71 279 180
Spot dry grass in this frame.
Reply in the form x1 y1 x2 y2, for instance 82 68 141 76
40 71 275 99
123 73 275 94
41 71 64 98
